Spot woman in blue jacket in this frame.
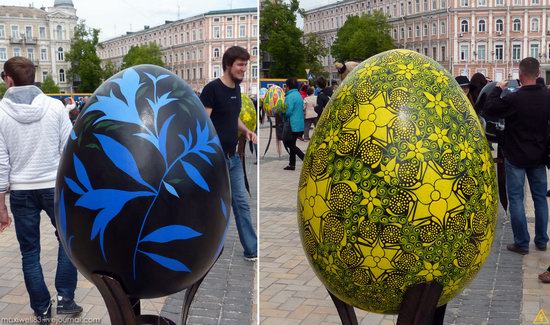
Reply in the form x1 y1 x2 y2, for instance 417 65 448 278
283 78 305 170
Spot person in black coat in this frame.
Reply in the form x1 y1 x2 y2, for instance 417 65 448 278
484 57 550 255
315 76 333 117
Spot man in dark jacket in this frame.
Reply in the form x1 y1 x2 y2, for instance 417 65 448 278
315 76 333 116
484 57 550 255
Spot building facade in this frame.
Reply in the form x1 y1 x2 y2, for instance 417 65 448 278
97 8 259 95
0 0 78 92
304 0 550 82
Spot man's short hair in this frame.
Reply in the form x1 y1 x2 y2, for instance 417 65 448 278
4 56 35 86
222 46 250 72
519 57 540 79
316 76 327 89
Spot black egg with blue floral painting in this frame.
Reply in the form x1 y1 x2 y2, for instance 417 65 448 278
54 65 230 298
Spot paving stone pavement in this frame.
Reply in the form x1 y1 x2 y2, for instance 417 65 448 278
0 150 257 324
259 124 550 325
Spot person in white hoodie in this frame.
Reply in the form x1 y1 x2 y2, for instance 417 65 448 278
0 57 81 323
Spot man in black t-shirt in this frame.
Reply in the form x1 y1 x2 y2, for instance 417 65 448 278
200 46 258 261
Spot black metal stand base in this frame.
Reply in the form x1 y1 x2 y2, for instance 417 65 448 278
92 250 223 325
327 282 447 325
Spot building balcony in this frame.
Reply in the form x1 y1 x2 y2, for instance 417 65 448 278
25 37 37 44
9 37 23 44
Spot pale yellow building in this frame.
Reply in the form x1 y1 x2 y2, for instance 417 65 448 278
304 0 550 82
0 0 78 92
97 8 259 95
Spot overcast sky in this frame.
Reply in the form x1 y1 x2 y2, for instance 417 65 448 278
3 0 258 41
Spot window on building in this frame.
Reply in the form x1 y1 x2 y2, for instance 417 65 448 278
477 44 486 61
495 19 503 32
461 20 469 33
39 27 45 39
531 43 540 58
213 48 220 58
432 47 437 59
424 47 428 56
40 48 47 61
460 0 468 6
239 25 246 37
59 69 65 83
423 0 428 10
401 28 405 39
193 68 196 80
199 68 203 80
478 0 486 5
13 48 20 57
513 0 521 4
513 19 521 31
252 64 258 79
441 21 446 34
460 44 469 61
423 25 428 36
42 71 48 82
496 0 503 5
495 44 503 60
416 25 420 37
400 3 405 15
27 48 33 61
252 46 258 56
531 18 539 32
441 46 446 61
415 0 420 12
408 1 412 14
441 0 446 6
532 0 539 4
11 25 19 38
213 26 220 38
227 25 233 38
408 26 413 37
432 0 437 9
57 47 64 61
252 24 258 36
512 44 521 61
0 48 6 61
432 23 437 35
0 26 4 38
56 25 63 40
478 19 486 32
213 65 220 78
25 26 32 39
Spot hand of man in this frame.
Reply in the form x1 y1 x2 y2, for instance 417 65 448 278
497 80 508 89
0 205 11 233
245 129 257 144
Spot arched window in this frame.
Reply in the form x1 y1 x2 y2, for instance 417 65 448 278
59 69 65 82
57 47 64 61
423 24 428 36
56 25 63 40
252 46 258 56
495 19 504 32
478 19 486 32
513 18 521 31
213 48 220 58
461 20 469 33
531 18 539 32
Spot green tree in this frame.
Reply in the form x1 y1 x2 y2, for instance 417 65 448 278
260 0 306 78
121 43 164 69
102 61 119 81
40 75 60 93
65 21 103 93
303 33 328 80
331 11 395 63
0 83 6 98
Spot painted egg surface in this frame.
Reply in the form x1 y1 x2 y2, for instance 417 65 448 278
263 85 285 114
55 65 231 299
240 93 257 133
297 50 498 313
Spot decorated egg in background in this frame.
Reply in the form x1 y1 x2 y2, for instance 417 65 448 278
259 87 268 101
263 85 285 114
240 93 257 134
297 49 498 313
55 65 231 299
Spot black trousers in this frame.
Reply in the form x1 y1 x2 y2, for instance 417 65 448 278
284 132 305 167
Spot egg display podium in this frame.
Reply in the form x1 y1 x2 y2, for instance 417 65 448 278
54 65 231 324
297 50 498 324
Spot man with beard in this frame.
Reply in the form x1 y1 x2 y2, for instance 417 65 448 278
200 46 258 261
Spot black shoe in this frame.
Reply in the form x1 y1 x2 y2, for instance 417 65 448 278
283 165 295 170
506 244 529 255
536 244 548 251
35 304 51 325
57 297 83 315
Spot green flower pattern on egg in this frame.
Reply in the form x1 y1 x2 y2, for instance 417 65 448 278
297 49 498 313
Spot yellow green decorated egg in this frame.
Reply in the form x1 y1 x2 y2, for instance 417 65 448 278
297 49 498 314
240 93 257 134
263 85 285 114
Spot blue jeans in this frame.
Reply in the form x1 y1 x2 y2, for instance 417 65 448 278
10 188 77 315
505 160 549 250
226 154 257 257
